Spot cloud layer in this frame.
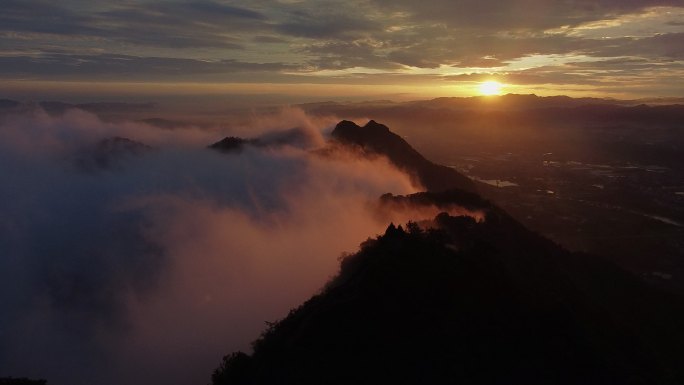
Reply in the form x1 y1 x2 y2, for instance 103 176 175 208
0 107 429 385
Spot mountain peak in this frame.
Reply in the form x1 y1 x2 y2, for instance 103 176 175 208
331 120 476 193
209 136 250 153
364 119 389 131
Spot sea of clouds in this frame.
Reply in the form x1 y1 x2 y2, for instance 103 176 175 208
0 106 430 385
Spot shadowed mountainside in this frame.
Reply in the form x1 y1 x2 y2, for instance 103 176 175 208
331 120 477 192
212 191 684 385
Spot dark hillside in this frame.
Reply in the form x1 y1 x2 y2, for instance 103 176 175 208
213 191 684 385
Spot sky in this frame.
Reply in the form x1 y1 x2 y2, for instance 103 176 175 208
2 0 684 102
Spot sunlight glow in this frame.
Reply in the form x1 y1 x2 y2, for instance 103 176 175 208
479 81 503 96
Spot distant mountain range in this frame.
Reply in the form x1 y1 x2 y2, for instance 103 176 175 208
299 94 684 132
299 93 684 113
0 99 154 115
210 120 684 385
3 95 684 134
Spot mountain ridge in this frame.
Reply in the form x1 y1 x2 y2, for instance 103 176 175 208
331 120 477 193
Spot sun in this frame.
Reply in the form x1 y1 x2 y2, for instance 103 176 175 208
479 81 503 96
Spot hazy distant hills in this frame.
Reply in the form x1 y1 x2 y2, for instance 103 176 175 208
213 191 684 385
0 99 21 110
300 94 684 136
0 99 153 115
72 137 153 172
211 121 684 385
300 93 684 113
4 94 684 122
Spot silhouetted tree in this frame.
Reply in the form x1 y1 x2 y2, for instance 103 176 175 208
212 352 252 385
406 220 422 236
